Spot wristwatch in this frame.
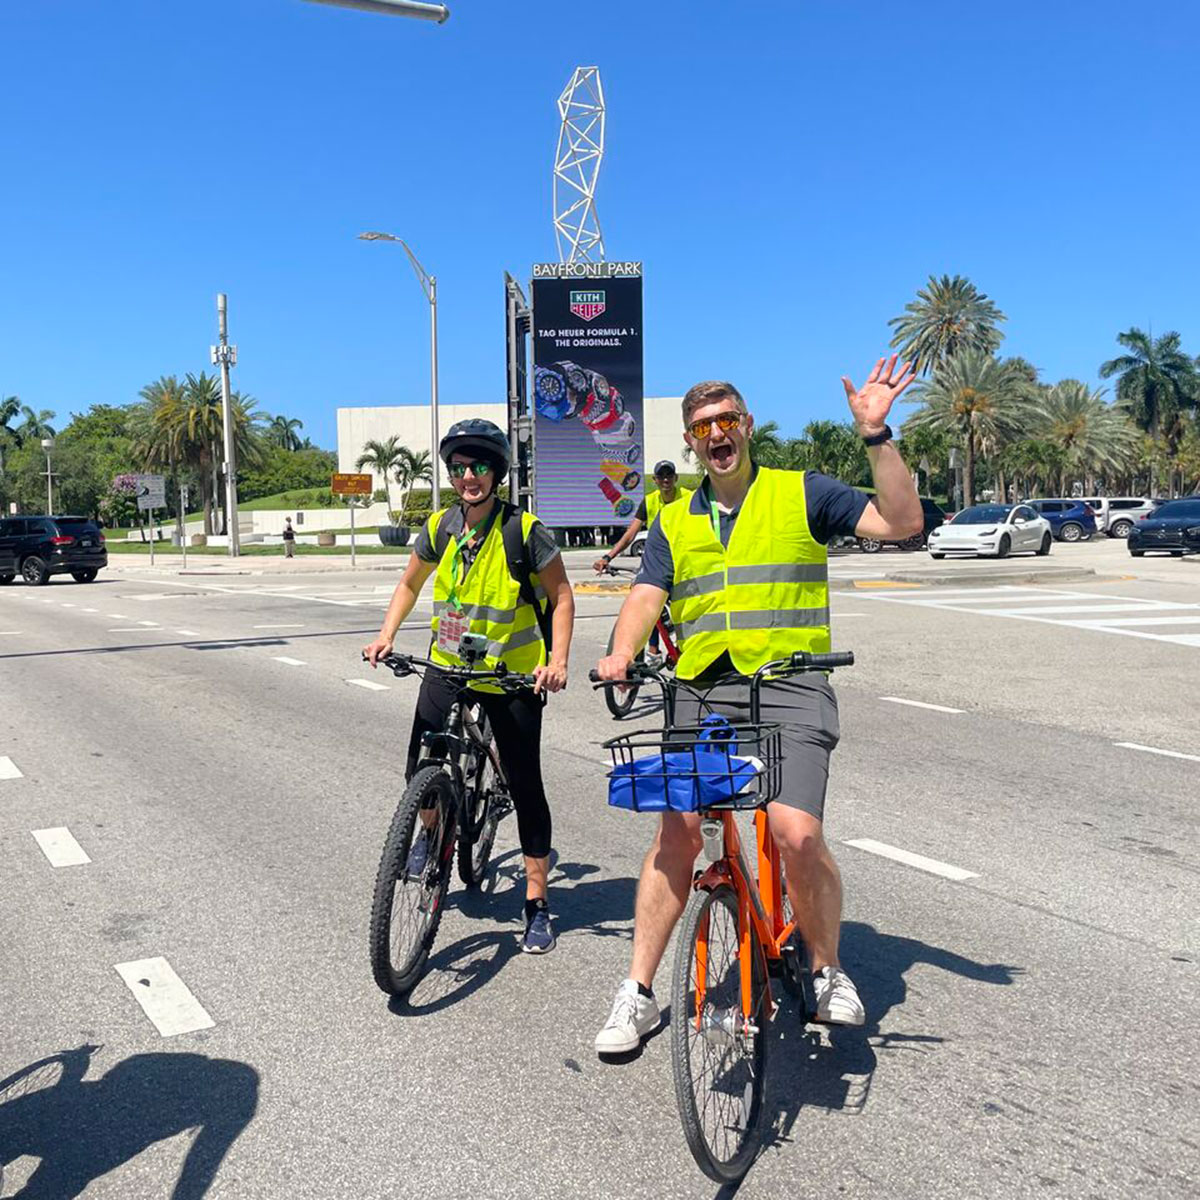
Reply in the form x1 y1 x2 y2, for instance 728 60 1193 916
601 553 612 564
862 424 893 447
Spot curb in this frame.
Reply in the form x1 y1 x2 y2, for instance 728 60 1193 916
879 567 1099 587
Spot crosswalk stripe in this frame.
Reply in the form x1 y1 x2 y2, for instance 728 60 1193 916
115 957 215 1037
32 827 91 867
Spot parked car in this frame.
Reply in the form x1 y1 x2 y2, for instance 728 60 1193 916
1127 497 1200 557
1079 496 1156 538
857 496 946 553
1023 499 1097 542
927 503 1052 559
0 515 108 585
1183 521 1200 556
0 539 15 582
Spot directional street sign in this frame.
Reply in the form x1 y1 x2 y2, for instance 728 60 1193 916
331 473 373 497
134 474 166 511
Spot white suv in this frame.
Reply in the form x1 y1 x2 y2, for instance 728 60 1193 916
1080 497 1155 538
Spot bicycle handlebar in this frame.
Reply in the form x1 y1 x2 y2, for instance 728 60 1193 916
588 649 854 687
363 651 538 690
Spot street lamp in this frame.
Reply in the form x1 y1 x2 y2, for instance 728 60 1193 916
303 0 449 20
41 438 55 515
358 231 441 502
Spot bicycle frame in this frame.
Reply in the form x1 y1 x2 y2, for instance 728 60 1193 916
693 808 791 1022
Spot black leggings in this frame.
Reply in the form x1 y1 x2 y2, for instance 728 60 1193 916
405 670 553 859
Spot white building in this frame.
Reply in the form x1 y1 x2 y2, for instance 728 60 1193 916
337 396 689 495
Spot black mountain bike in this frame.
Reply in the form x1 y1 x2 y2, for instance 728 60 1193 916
366 640 535 996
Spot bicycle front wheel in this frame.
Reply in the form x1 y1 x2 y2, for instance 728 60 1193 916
671 883 770 1184
603 624 644 719
368 766 457 996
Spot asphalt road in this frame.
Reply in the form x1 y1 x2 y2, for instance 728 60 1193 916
1 540 1197 1199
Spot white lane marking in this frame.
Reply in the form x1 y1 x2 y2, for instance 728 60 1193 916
108 613 129 619
985 603 1200 617
81 608 98 613
137 620 160 627
0 756 25 780
832 612 869 618
1114 742 1200 764
346 678 389 691
0 631 21 636
60 603 76 608
254 623 305 629
32 827 91 867
879 696 965 714
177 629 200 637
844 838 978 881
272 656 306 666
1070 616 1200 628
114 957 215 1037
109 627 160 633
130 594 182 602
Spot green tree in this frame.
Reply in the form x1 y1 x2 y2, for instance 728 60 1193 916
355 436 405 516
239 445 338 502
267 415 305 451
748 420 784 466
888 274 1007 376
799 420 870 484
1040 380 1136 494
0 395 21 477
1099 328 1198 495
904 351 1034 505
393 446 433 523
17 405 57 442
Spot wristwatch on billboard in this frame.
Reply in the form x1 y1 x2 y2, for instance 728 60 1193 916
861 424 892 446
534 365 570 421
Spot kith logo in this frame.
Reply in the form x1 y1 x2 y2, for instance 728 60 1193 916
569 290 606 321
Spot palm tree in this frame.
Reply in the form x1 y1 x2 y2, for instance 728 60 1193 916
268 415 305 452
748 420 783 466
0 395 21 474
18 405 56 441
888 274 1007 376
393 446 433 522
905 351 1034 505
801 420 869 483
1040 380 1136 494
1099 328 1198 494
356 436 405 515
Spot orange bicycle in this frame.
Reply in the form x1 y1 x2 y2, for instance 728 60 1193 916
593 649 854 1182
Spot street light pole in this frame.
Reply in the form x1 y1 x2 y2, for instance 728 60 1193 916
41 438 54 514
211 294 241 557
358 231 441 502
302 0 450 20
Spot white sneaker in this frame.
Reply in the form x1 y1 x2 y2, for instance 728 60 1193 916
594 979 661 1054
812 966 865 1026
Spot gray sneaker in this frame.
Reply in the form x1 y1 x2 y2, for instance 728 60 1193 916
595 979 661 1055
812 966 865 1026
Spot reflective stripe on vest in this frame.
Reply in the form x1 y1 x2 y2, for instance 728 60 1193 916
659 467 830 679
645 484 694 526
427 507 547 688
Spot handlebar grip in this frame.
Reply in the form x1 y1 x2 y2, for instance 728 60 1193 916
800 651 855 670
588 669 601 683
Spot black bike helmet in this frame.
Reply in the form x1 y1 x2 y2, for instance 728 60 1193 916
439 418 511 483
653 460 677 478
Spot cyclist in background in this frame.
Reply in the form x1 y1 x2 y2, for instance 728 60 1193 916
594 362 922 1053
594 460 694 662
363 419 575 954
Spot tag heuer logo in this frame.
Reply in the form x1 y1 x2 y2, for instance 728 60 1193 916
570 290 606 321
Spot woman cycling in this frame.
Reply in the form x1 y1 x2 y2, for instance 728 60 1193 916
363 419 574 954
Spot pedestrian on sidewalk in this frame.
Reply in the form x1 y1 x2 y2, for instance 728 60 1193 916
282 518 296 558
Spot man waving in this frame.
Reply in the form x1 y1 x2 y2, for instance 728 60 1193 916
594 357 921 1054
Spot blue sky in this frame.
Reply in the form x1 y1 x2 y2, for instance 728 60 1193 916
1 0 1197 450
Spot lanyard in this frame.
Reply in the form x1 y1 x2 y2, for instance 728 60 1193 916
445 510 495 613
709 498 722 544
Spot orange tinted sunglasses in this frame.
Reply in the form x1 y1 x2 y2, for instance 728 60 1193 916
688 411 741 440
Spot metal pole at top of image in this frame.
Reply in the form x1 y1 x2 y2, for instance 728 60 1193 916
41 438 54 514
429 274 440 504
301 0 450 21
180 484 189 569
213 294 240 558
149 508 155 568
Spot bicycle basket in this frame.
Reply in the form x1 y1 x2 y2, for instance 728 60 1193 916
603 714 782 812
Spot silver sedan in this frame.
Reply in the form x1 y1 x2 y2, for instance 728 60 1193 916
928 503 1053 559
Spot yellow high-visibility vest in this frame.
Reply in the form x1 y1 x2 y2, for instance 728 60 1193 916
426 508 547 689
659 468 829 679
645 484 694 526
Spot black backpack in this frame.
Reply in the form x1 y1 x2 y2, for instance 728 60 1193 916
433 503 553 651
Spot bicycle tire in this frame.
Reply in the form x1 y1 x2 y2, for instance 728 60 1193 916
368 766 457 996
603 623 644 719
671 883 770 1184
458 723 504 887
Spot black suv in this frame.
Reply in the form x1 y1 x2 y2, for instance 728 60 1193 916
0 515 108 585
857 496 947 552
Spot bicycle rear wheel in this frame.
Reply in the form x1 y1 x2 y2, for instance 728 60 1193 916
368 766 456 996
671 883 770 1184
603 624 644 719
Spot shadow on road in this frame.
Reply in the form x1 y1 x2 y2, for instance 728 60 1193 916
0 1044 258 1198
753 921 1021 1173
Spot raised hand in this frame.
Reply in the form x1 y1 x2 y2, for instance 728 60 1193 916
841 354 916 436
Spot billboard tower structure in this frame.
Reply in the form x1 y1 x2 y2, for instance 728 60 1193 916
553 67 606 265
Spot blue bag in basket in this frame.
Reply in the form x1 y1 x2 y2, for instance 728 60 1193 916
608 716 764 812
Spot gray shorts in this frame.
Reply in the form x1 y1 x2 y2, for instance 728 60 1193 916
669 675 840 821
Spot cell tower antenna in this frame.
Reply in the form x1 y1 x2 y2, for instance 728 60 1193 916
553 67 606 264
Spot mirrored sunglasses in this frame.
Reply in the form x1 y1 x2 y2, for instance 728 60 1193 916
447 460 493 479
688 412 741 440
